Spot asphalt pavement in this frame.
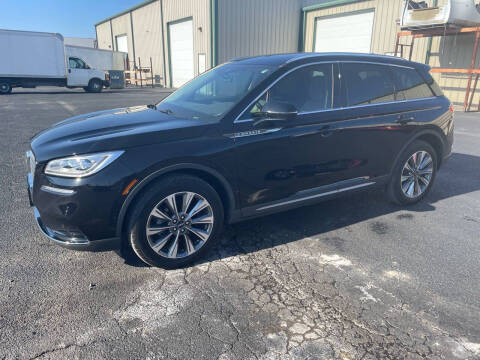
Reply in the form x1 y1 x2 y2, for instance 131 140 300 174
0 87 479 359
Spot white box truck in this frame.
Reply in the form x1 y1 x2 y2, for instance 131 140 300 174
65 45 126 72
0 29 109 94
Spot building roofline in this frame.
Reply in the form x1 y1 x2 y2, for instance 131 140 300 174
302 0 367 13
95 0 157 26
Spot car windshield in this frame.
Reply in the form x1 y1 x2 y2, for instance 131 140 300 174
156 63 276 121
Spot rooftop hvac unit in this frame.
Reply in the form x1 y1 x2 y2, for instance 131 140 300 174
400 0 480 29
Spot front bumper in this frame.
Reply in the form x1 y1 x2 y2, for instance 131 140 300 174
32 207 120 251
26 151 127 251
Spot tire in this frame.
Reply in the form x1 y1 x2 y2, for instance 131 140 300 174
85 79 103 93
0 83 12 94
387 140 437 205
127 175 224 268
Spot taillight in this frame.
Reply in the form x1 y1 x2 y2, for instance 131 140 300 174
449 104 454 113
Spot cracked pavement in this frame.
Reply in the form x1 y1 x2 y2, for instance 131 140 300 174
1 88 480 359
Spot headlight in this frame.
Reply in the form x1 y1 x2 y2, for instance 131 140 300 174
44 151 124 178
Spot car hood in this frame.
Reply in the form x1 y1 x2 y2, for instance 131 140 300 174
31 105 214 162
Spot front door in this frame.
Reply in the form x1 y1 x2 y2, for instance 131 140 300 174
232 63 348 210
67 57 89 86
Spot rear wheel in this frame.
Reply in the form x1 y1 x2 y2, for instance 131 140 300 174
127 175 224 268
388 140 437 205
84 79 103 93
0 83 12 94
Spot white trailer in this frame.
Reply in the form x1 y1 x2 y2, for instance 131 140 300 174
0 29 109 94
65 45 126 72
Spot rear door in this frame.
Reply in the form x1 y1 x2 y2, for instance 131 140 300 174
331 61 437 184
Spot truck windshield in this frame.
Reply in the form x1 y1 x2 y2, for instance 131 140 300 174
157 63 276 121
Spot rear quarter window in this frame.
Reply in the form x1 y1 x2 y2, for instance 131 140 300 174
422 71 444 97
391 67 435 100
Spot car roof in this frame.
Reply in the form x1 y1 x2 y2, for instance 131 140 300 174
229 52 426 69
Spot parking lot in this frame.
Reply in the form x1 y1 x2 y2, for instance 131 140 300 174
1 87 479 359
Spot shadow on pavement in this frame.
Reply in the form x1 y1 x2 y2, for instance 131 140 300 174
122 152 480 268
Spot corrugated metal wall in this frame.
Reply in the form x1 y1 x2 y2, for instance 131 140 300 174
110 13 135 66
217 0 302 64
96 22 113 50
304 0 480 107
132 0 165 83
162 0 211 87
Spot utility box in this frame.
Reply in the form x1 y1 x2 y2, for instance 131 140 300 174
108 70 124 89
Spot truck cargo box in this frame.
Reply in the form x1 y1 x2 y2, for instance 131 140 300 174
0 29 66 78
65 45 126 71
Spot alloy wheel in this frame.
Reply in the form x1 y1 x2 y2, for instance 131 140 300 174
146 191 214 258
400 151 434 198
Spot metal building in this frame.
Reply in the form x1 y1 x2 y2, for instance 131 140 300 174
96 0 480 106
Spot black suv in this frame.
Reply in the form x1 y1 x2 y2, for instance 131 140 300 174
27 53 454 268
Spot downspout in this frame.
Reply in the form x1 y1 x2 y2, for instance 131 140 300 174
210 0 218 67
160 0 167 87
94 26 99 49
130 11 136 65
109 20 114 50
301 10 307 52
425 0 438 64
298 9 305 52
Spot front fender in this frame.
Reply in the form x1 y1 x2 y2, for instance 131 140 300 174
115 163 236 238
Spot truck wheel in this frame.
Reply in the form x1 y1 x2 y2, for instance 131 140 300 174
86 79 103 93
0 83 12 94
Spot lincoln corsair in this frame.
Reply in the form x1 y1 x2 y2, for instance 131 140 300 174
27 53 454 268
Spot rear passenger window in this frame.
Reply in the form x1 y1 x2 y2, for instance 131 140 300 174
342 63 395 106
391 67 434 100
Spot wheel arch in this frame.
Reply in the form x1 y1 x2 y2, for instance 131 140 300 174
390 129 446 176
89 77 103 84
116 163 236 238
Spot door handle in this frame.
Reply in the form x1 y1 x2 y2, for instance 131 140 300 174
319 125 333 137
396 115 414 125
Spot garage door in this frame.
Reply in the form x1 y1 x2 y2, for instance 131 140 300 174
169 19 194 88
314 10 375 53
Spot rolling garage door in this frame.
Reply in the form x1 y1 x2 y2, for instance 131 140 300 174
169 19 194 88
314 10 375 53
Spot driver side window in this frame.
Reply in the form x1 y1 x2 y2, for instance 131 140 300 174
69 58 87 69
240 63 333 120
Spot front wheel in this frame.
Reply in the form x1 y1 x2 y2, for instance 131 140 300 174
387 140 437 205
127 175 224 268
84 79 103 93
0 83 12 94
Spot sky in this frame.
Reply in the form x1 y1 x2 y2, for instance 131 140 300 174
1 0 142 38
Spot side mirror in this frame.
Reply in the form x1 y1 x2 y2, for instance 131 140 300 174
253 102 297 127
